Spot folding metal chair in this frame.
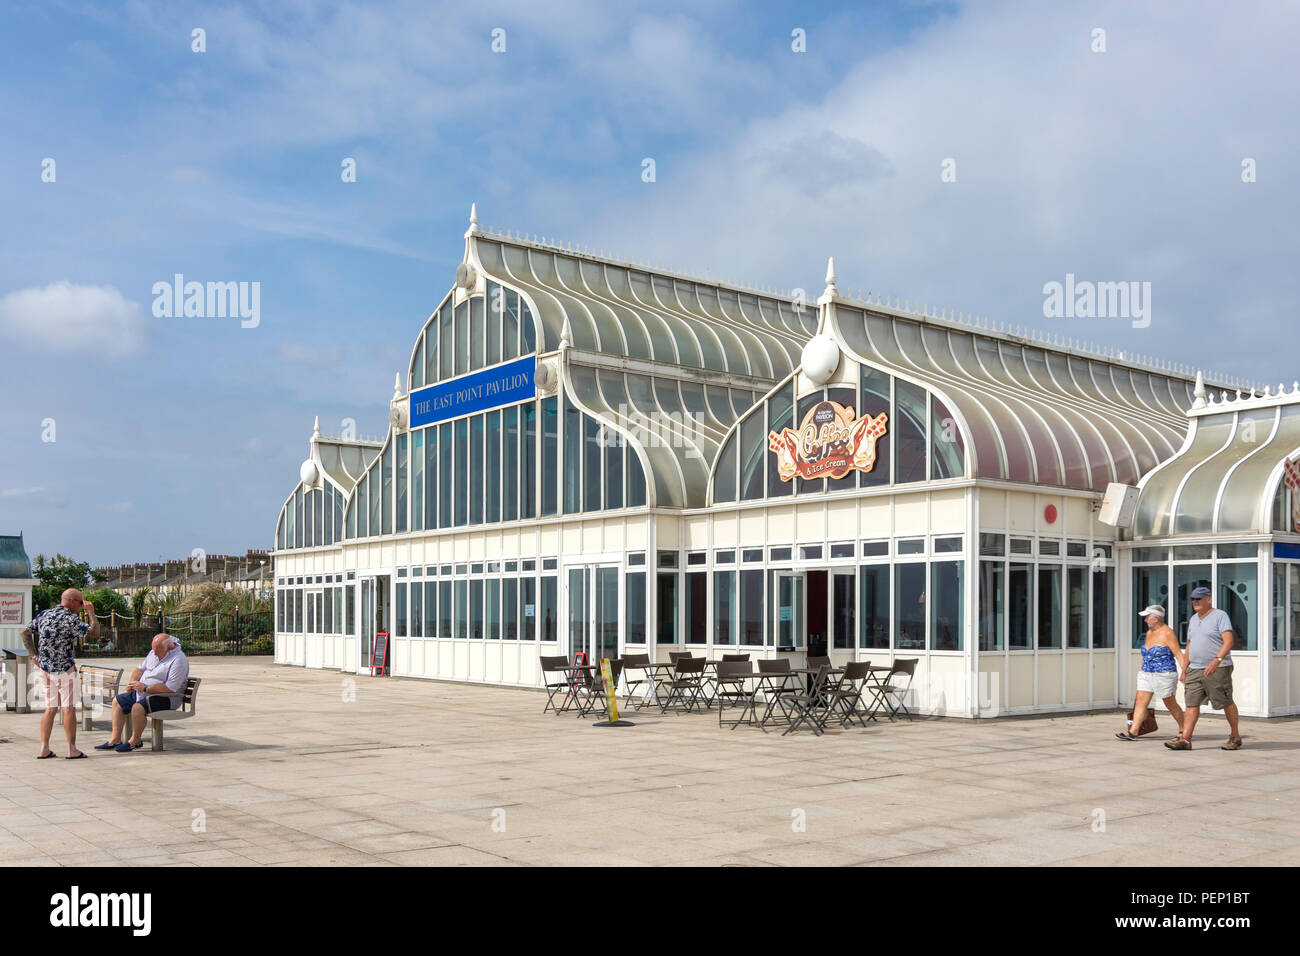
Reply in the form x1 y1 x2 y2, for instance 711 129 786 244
756 658 796 729
660 657 706 714
780 665 833 736
871 658 918 721
715 660 755 729
823 660 873 728
540 656 575 715
621 653 656 710
574 659 624 717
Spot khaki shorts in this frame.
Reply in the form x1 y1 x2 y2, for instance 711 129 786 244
38 669 81 709
1185 666 1233 709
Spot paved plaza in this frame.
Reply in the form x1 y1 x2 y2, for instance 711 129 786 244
1 657 1298 867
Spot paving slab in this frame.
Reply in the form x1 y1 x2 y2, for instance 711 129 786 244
1 657 1296 866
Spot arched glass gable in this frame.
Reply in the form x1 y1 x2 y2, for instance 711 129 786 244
276 476 347 551
711 360 968 505
407 281 540 390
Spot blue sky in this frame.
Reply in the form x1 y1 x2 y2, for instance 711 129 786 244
1 0 1297 566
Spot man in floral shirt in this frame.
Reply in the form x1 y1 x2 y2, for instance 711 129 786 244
20 589 101 759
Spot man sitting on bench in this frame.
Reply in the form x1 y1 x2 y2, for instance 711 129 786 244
95 634 190 754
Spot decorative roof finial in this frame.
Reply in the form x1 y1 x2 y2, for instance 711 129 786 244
394 372 402 398
465 202 480 238
1192 370 1206 409
560 316 573 350
312 415 320 438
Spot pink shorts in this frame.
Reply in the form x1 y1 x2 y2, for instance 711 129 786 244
39 669 80 709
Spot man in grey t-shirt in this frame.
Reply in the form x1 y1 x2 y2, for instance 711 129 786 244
1166 587 1242 751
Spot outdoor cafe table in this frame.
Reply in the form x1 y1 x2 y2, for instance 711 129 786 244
560 663 599 715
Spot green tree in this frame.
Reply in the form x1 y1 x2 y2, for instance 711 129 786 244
84 587 128 619
131 587 153 621
32 554 94 611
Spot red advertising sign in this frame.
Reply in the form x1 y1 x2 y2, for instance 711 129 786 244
768 400 888 482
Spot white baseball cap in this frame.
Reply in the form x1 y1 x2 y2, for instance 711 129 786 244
1139 604 1165 618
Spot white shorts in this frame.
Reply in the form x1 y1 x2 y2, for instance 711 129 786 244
39 669 81 709
1136 669 1177 699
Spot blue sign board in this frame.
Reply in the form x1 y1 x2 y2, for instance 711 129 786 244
409 356 536 428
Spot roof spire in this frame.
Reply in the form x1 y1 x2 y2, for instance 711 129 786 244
312 415 320 438
560 316 573 350
394 372 402 398
1192 370 1206 409
465 202 480 238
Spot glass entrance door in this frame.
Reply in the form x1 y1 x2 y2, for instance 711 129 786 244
567 565 620 664
360 578 373 671
773 571 804 650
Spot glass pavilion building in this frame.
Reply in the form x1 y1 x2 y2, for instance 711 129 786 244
272 209 1300 718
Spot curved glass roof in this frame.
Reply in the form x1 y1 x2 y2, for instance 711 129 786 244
833 303 1197 491
1133 390 1300 537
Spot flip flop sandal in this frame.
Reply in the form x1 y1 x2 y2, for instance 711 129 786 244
36 752 56 759
1115 731 1139 740
65 753 87 759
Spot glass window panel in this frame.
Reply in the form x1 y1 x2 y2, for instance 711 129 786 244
486 281 502 367
979 533 1005 557
795 391 826 496
932 561 963 651
381 443 393 535
584 415 602 512
395 583 407 638
540 575 558 642
439 423 453 528
859 564 890 648
454 580 468 639
826 386 857 493
412 337 424 389
895 379 927 484
454 419 468 526
519 577 536 641
396 433 408 534
542 397 558 516
469 580 483 639
368 466 381 538
485 410 501 523
605 431 623 510
896 563 926 649
522 402 537 518
1091 567 1114 648
658 573 678 644
1132 566 1169 649
715 434 738 503
485 579 500 640
440 302 453 380
979 561 1005 651
424 581 436 638
521 301 536 353
739 412 766 500
1067 567 1087 648
410 581 421 638
438 581 451 639
503 578 518 640
563 396 581 514
1174 564 1212 645
767 381 795 498
741 569 764 646
451 301 467 375
470 414 485 524
426 320 439 384
625 572 646 644
1037 565 1062 649
859 365 891 488
1009 563 1032 649
685 571 707 644
931 394 965 479
503 289 519 361
627 448 647 507
325 484 334 546
503 406 518 521
1218 562 1257 651
831 571 854 649
423 427 436 529
471 295 486 370
713 570 736 645
1290 565 1300 651
412 431 423 532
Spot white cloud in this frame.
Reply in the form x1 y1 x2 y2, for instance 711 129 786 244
0 281 148 359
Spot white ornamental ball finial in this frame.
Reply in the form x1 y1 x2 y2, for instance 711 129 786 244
801 334 841 386
299 459 319 487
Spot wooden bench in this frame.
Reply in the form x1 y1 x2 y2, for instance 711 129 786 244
52 664 124 730
145 677 201 752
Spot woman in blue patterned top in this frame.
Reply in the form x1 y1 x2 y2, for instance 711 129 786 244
1116 605 1186 740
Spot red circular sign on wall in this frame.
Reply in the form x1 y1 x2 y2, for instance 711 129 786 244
1044 504 1058 524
